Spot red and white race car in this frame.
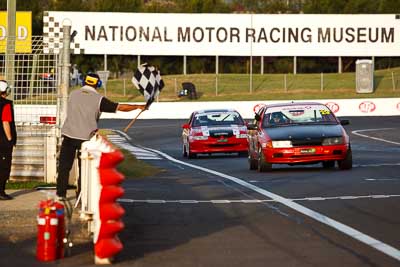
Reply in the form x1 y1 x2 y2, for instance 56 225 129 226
182 109 248 158
247 102 352 171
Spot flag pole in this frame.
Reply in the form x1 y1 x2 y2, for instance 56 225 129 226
123 109 146 133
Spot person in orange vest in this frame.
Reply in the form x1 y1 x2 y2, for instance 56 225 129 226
0 80 17 200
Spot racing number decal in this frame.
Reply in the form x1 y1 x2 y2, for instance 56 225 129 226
319 109 331 115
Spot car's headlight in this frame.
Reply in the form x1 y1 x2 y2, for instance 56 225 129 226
272 140 292 148
322 137 343 145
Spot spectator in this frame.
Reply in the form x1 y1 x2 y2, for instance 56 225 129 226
0 80 17 200
71 64 80 87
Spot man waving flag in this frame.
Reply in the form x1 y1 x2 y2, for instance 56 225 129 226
123 64 164 132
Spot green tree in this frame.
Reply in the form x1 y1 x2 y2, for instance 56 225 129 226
176 0 230 13
83 0 143 12
378 0 400 13
303 0 400 14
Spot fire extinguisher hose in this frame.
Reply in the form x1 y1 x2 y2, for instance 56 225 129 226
59 198 74 256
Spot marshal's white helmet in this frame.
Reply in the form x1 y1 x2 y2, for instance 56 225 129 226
0 80 11 95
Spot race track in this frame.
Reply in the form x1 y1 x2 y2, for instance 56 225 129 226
99 116 400 267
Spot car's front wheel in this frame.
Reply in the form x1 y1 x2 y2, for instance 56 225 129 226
257 147 272 172
338 148 352 170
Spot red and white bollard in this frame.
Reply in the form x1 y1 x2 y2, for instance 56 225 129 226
80 135 126 264
94 149 125 264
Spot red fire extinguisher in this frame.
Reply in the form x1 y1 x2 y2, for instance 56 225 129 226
36 199 65 261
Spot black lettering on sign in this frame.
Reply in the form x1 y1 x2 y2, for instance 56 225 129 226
258 28 267 42
152 27 161 42
97 26 107 41
382 28 394 42
216 27 228 42
287 28 296 42
164 27 172 42
125 26 136 41
193 27 204 42
302 28 312 42
85 25 95 41
318 28 330 43
246 28 255 42
369 28 379 42
345 28 355 42
205 27 215 42
230 27 240 42
270 28 280 43
333 28 343 42
139 27 149 41
357 27 366 42
109 26 118 41
178 27 190 42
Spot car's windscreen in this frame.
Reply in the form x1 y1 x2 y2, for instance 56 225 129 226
263 105 338 127
192 112 245 127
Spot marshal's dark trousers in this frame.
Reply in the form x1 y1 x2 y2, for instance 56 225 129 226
0 144 13 194
56 135 85 198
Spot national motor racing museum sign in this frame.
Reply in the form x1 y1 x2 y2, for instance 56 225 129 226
43 12 400 56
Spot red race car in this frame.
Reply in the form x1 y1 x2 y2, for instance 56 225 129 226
182 109 248 158
247 102 352 171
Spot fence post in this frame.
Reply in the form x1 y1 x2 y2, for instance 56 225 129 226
321 72 324 92
215 75 218 96
392 72 396 91
30 54 38 97
284 74 287 92
123 79 126 96
6 0 16 100
174 77 177 94
59 19 71 128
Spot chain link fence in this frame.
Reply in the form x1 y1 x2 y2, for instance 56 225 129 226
1 36 59 125
1 35 63 182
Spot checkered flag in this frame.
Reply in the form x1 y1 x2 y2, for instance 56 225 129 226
132 64 164 108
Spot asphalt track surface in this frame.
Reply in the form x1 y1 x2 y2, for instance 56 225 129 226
97 117 400 267
97 117 400 266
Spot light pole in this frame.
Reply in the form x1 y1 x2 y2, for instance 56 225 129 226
6 0 16 99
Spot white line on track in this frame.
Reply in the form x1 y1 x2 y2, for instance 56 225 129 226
106 132 161 160
139 147 400 261
365 178 400 181
354 163 400 168
352 128 400 146
118 194 400 204
112 129 132 141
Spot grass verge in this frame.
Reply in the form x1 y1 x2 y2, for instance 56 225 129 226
100 129 163 179
6 181 55 190
92 67 400 102
117 148 163 179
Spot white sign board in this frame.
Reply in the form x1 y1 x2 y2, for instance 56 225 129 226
15 98 400 122
44 12 400 56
